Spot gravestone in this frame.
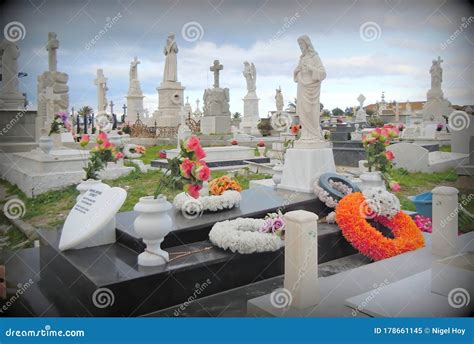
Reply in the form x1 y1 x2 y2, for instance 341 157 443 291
126 57 145 119
0 39 26 110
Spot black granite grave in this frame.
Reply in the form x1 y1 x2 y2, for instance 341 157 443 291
20 188 358 316
151 157 270 169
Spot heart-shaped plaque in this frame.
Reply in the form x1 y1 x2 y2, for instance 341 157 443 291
59 183 127 251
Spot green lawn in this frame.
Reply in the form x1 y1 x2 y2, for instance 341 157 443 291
138 144 175 164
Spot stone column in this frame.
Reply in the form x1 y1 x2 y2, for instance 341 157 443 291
283 210 319 309
432 186 458 257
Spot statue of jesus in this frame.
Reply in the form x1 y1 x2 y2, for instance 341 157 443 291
293 35 326 147
162 33 178 82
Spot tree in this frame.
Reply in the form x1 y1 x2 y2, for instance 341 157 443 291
331 107 344 117
344 107 353 116
286 98 297 112
366 108 376 117
78 106 93 117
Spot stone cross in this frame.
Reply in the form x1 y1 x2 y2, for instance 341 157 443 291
210 60 223 88
110 100 114 115
46 32 59 72
94 69 108 114
283 210 320 309
357 94 366 109
122 104 127 115
431 186 458 257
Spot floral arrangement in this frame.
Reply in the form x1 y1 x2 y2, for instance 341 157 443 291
361 188 401 219
414 214 432 233
259 211 285 238
174 190 241 216
230 139 238 146
155 136 210 199
209 175 242 196
290 124 302 137
314 180 353 223
209 217 284 254
49 112 72 136
124 144 146 158
257 140 266 147
335 191 424 261
362 125 401 191
80 132 124 180
159 149 167 159
436 123 444 131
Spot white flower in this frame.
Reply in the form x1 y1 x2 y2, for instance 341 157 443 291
362 187 400 219
174 190 241 213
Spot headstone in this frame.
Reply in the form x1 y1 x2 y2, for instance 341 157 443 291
283 210 319 309
200 59 231 134
354 94 367 123
59 183 127 251
0 39 26 109
431 186 458 258
151 33 185 127
36 32 69 137
240 61 260 135
94 68 108 115
126 57 145 120
193 98 202 118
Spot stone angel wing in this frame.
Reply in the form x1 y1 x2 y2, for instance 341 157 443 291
251 62 256 82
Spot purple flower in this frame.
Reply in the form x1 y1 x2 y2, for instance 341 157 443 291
272 218 285 232
259 219 273 233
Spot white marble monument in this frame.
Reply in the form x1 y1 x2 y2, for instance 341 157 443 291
0 39 26 110
126 57 145 119
279 35 335 193
275 86 284 112
354 94 367 123
94 68 108 116
240 61 260 135
200 59 231 134
36 32 69 137
152 33 185 127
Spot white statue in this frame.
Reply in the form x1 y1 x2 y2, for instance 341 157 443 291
46 32 58 72
275 86 284 112
0 39 20 95
293 35 326 145
95 69 108 115
243 61 256 93
163 33 178 82
430 56 443 91
129 56 139 81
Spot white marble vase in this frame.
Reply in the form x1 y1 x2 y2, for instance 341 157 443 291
38 136 54 154
134 195 173 266
359 171 385 190
272 164 284 187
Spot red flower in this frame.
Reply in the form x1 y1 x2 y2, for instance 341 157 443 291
185 136 201 152
385 150 395 161
290 124 301 135
389 181 401 192
195 146 206 160
179 158 194 178
96 132 108 144
230 139 238 145
103 140 114 149
194 161 210 182
80 134 90 147
159 150 167 159
186 183 202 199
257 140 265 147
115 152 124 160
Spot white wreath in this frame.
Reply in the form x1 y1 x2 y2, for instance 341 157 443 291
124 144 144 159
173 190 241 212
209 217 284 254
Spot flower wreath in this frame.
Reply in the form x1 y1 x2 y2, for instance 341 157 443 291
209 217 284 254
313 179 354 224
174 190 241 216
335 191 424 261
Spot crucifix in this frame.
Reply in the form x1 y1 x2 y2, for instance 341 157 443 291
210 59 223 88
122 104 127 122
110 100 114 115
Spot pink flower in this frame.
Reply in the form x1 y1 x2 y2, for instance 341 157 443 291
193 162 210 182
231 139 238 145
272 218 285 232
103 140 114 149
159 150 167 159
186 183 202 199
80 134 90 147
389 181 401 192
97 132 108 144
185 136 201 152
367 136 377 144
195 146 206 160
180 158 194 179
115 152 124 160
385 150 395 161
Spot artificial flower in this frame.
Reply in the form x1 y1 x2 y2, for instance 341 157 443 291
389 181 401 192
195 146 206 160
185 183 202 199
385 150 395 161
185 136 201 152
194 162 211 182
179 158 194 179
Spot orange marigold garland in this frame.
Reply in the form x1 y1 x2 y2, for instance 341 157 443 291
335 192 424 261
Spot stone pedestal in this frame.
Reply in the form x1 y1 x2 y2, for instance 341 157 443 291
241 92 260 135
152 81 184 127
126 94 145 119
279 147 336 193
201 116 231 135
284 210 319 309
422 93 453 124
431 186 458 258
0 94 25 110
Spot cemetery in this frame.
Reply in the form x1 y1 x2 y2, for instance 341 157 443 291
0 0 472 324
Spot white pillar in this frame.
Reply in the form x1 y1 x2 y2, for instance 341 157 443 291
283 210 319 309
431 186 459 257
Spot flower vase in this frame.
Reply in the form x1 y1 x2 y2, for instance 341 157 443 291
359 171 385 190
272 164 284 187
133 195 173 266
257 147 266 157
38 136 54 155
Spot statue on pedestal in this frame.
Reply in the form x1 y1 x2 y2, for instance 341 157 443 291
275 86 284 112
243 61 256 93
163 33 178 82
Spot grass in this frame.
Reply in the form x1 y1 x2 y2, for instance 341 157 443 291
138 144 175 164
439 145 451 152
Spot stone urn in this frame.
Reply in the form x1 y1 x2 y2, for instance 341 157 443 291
272 164 284 187
38 136 54 155
133 195 173 266
359 171 385 190
257 146 266 157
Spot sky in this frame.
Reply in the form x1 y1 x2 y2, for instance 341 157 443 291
1 0 473 119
